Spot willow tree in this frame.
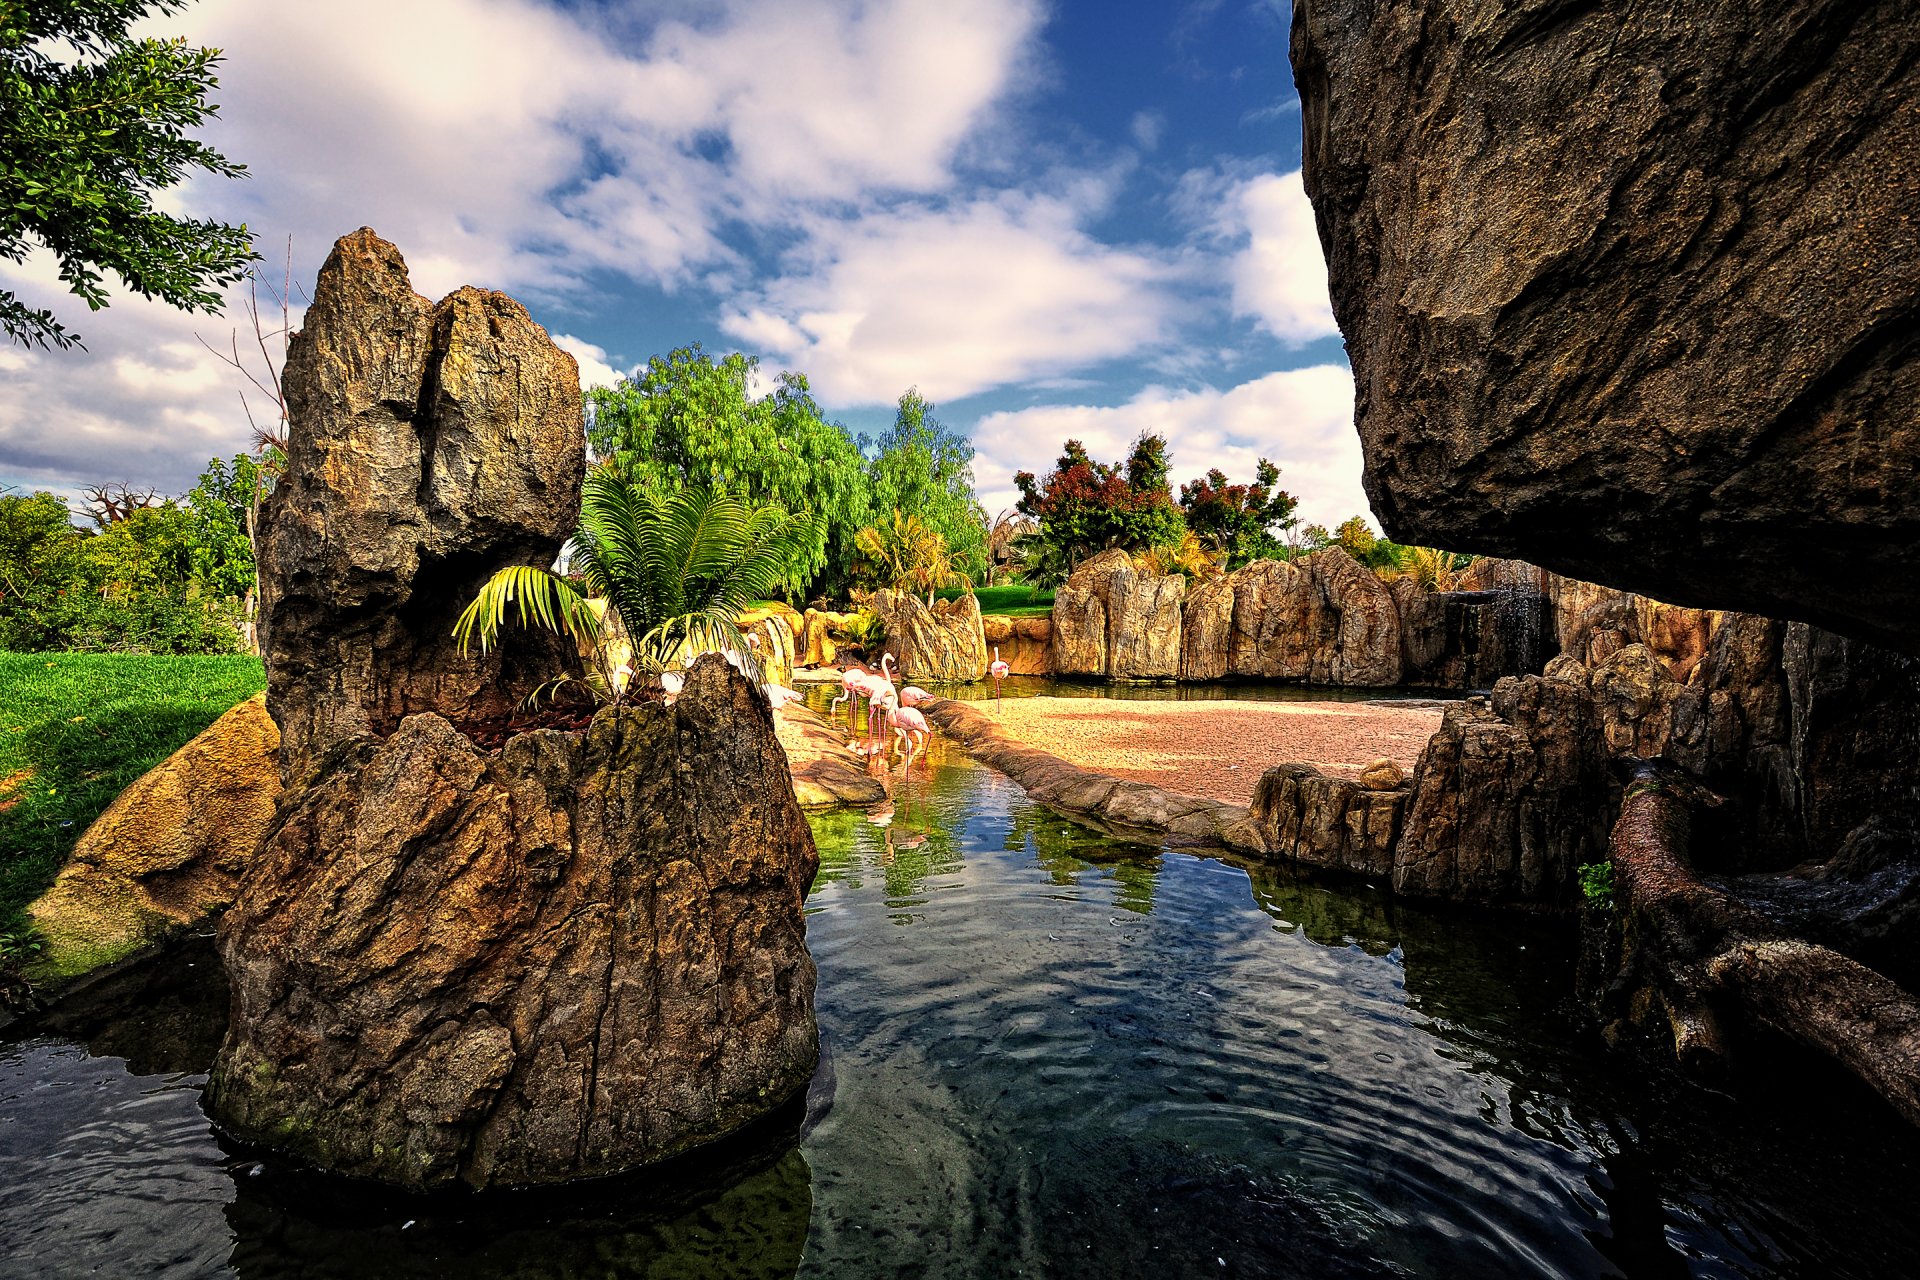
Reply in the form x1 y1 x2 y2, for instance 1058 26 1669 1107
585 345 869 598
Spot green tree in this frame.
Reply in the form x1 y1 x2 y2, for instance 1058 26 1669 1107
1012 433 1186 580
1178 459 1298 569
853 509 972 605
585 345 869 598
456 475 822 696
865 390 987 584
183 452 270 600
2 0 255 349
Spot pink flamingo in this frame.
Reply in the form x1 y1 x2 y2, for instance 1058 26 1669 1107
885 702 931 770
866 653 899 750
899 685 933 708
988 646 1010 708
835 664 880 741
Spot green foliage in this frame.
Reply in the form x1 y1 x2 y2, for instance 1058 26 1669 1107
943 583 1053 617
1 0 255 349
864 389 988 584
586 345 869 597
1012 433 1187 581
458 474 822 692
0 652 264 942
1577 861 1616 911
853 509 972 603
1178 459 1298 569
183 452 271 599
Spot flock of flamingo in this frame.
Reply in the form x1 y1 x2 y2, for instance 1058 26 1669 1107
830 646 1012 772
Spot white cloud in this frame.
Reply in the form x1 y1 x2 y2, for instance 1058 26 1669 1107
968 365 1370 530
552 334 623 392
719 192 1181 404
1226 170 1339 345
1130 110 1166 152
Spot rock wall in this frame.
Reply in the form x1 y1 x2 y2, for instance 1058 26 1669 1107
1052 549 1186 680
260 228 585 780
874 590 988 682
207 658 819 1191
982 614 1051 676
1291 0 1920 652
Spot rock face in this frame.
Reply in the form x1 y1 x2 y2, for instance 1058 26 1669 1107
981 614 1052 676
1052 549 1186 680
1193 550 1402 687
260 228 586 780
1250 764 1406 877
1292 0 1920 652
873 590 988 682
213 230 821 1191
27 696 281 979
207 658 819 1191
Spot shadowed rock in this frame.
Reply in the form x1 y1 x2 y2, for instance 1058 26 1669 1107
1293 0 1920 650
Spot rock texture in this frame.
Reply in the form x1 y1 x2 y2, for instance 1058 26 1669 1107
1052 549 1187 680
1292 0 1920 651
27 696 281 979
981 614 1052 676
260 228 586 780
1250 764 1406 877
206 658 820 1191
873 590 988 682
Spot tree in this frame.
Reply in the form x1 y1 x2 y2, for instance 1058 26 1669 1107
853 510 972 604
864 389 988 585
184 452 271 600
586 345 869 597
1013 433 1186 578
78 481 159 526
456 474 822 697
2 0 255 349
1178 459 1298 569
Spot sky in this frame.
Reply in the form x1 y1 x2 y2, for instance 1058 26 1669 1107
0 0 1368 530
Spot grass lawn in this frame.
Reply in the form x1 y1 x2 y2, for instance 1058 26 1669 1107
942 584 1055 618
0 653 266 953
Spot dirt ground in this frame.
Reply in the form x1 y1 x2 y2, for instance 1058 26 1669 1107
975 696 1448 806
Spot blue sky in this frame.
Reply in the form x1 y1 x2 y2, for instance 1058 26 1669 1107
0 0 1367 528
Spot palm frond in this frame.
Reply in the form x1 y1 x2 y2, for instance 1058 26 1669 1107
453 565 600 655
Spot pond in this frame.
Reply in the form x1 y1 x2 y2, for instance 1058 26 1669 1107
3 721 1918 1278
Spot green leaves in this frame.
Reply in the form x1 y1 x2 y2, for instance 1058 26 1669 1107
2 2 255 349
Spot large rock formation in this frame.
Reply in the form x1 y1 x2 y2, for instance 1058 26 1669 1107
981 614 1052 676
259 228 586 780
1182 550 1403 687
1052 549 1186 680
873 590 988 682
27 696 280 980
1249 764 1406 878
207 658 820 1191
210 230 821 1190
1292 0 1920 652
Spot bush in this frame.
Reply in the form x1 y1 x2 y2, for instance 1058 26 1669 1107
1577 860 1616 911
0 591 245 655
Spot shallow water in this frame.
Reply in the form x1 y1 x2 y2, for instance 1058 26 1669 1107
4 736 1919 1278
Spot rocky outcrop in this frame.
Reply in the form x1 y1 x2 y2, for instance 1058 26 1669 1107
1292 0 1920 652
776 700 889 810
260 228 586 780
1249 764 1406 878
26 696 280 980
1052 549 1186 680
873 590 988 682
981 614 1051 676
206 658 820 1191
1210 550 1402 686
795 608 847 668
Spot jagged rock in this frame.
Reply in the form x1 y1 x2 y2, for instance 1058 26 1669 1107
27 696 280 980
981 614 1051 675
795 609 844 667
1051 549 1185 680
745 614 796 690
874 590 987 682
1251 763 1405 876
1180 573 1236 682
1228 550 1402 686
260 228 585 780
1292 0 1920 651
1395 675 1611 903
1783 625 1920 858
206 657 819 1191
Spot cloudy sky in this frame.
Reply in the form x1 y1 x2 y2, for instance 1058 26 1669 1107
0 0 1366 528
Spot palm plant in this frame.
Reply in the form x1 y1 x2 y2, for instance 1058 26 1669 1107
454 472 822 699
853 509 972 605
1395 545 1463 591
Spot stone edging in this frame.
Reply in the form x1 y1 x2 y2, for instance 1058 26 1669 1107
777 701 889 809
919 698 1266 849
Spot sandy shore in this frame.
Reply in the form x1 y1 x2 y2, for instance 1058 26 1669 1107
972 696 1447 806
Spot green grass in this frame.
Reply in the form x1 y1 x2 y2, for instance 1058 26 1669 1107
940 584 1055 618
0 653 266 951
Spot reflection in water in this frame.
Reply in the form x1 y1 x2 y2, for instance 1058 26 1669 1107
4 740 1920 1278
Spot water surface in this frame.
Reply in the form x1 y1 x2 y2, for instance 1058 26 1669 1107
3 736 1917 1278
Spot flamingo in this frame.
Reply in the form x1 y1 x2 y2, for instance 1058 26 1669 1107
988 646 1010 708
836 665 878 741
885 702 932 770
867 653 899 750
763 683 803 710
899 685 934 707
